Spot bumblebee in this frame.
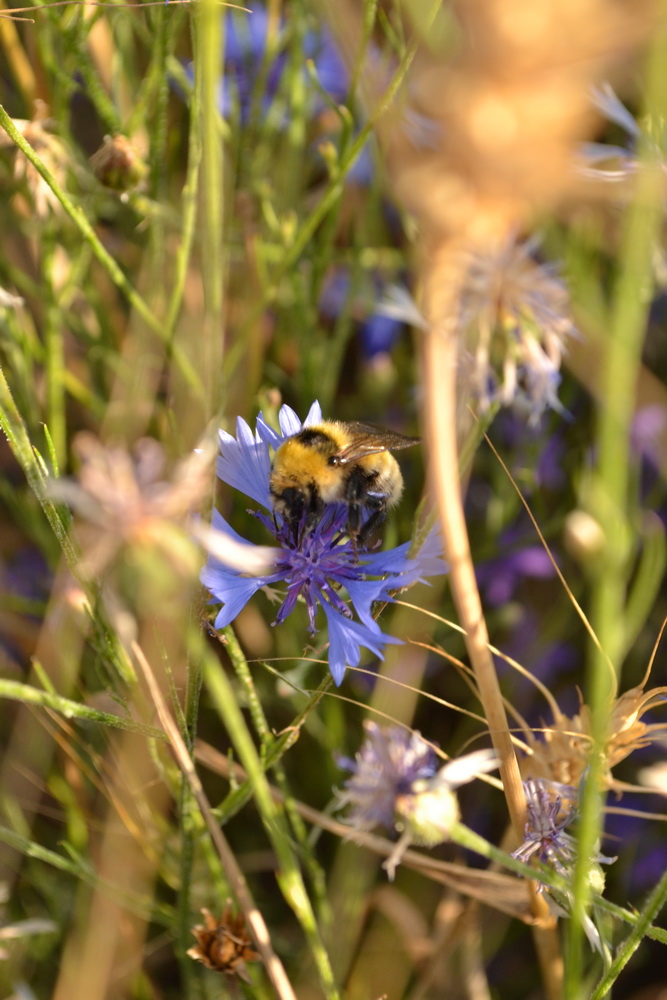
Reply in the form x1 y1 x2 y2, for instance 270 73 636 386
269 420 419 547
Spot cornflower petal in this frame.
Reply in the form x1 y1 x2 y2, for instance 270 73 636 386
323 603 399 686
216 419 272 506
201 513 283 628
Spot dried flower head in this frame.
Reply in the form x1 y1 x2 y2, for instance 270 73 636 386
455 237 576 423
376 239 575 424
89 134 147 193
1 101 67 219
54 433 216 577
187 905 259 982
336 722 497 878
520 684 667 791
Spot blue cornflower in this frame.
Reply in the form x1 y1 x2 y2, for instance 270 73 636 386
201 402 446 685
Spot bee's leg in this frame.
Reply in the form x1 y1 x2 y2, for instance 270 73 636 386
273 487 309 541
356 500 387 550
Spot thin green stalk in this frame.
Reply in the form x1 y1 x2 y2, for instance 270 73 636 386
590 866 667 1000
164 69 203 339
0 679 167 741
176 649 204 983
0 104 202 395
0 364 76 566
193 0 224 416
214 674 330 823
203 648 340 1000
0 825 173 923
222 627 332 928
450 823 667 948
132 638 298 1000
42 229 66 470
568 23 667 995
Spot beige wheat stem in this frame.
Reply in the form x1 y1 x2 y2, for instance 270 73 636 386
420 241 526 839
420 242 562 998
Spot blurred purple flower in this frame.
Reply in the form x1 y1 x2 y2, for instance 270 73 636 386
337 723 498 878
476 535 557 608
630 404 667 469
579 83 641 183
201 402 446 685
218 7 288 121
319 268 405 362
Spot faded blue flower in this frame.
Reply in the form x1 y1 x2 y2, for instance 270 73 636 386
319 268 406 363
337 722 498 878
512 778 579 879
513 779 616 955
371 240 576 425
336 722 440 830
201 403 446 685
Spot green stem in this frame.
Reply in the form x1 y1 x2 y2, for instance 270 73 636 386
203 648 340 1000
0 679 166 741
569 24 667 995
0 363 76 566
590 865 667 999
223 627 332 928
0 104 202 395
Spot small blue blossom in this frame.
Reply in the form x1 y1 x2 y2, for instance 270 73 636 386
512 778 579 881
579 83 642 183
513 779 617 954
336 722 439 830
319 268 406 364
201 403 446 685
336 724 498 878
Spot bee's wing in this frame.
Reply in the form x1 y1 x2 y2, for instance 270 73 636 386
335 422 420 463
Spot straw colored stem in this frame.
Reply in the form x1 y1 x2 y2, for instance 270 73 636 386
420 241 526 840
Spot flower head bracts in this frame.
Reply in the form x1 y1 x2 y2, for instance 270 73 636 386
202 404 446 685
512 778 616 889
512 778 579 882
511 778 617 955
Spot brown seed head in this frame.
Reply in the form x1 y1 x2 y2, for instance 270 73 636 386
187 905 259 983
